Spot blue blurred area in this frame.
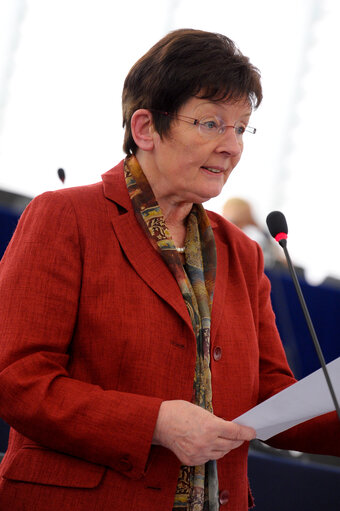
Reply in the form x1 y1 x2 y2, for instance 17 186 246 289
0 205 20 258
267 267 340 380
248 447 340 510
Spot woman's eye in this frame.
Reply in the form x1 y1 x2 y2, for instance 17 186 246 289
202 120 218 130
235 126 246 135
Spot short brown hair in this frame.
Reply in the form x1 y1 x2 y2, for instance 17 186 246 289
122 28 262 155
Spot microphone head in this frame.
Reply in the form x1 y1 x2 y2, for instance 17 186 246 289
266 211 288 245
57 168 66 184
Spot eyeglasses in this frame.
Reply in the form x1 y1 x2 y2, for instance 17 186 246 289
151 110 256 140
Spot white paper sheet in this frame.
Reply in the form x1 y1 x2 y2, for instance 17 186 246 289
233 356 340 440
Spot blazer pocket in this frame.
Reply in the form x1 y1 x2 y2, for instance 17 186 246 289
2 446 106 488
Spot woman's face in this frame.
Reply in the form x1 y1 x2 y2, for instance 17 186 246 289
149 96 252 205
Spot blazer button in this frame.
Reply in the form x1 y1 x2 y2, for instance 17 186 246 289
118 456 133 472
213 346 222 361
219 489 230 505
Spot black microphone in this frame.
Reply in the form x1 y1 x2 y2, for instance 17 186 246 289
266 210 340 421
57 168 66 184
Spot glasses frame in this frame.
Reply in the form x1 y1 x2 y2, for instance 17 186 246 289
149 110 256 137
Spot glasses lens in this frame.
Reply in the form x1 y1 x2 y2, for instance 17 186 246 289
234 123 247 138
197 115 256 139
198 115 223 138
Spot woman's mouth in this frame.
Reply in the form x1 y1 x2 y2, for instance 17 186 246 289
201 166 224 174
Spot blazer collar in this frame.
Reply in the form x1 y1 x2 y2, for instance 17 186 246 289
101 161 195 335
101 160 131 212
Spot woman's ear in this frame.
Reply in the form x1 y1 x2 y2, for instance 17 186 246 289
130 109 155 151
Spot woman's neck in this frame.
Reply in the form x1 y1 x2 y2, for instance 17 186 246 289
161 201 191 250
135 150 193 243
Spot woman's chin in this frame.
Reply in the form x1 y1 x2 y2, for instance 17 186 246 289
185 189 224 204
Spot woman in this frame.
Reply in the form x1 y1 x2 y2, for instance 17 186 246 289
0 29 338 511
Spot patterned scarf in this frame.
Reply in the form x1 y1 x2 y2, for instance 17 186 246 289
124 155 219 511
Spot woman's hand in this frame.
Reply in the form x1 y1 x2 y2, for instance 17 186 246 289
152 400 256 466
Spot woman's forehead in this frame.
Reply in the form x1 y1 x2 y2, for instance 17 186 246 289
183 96 252 117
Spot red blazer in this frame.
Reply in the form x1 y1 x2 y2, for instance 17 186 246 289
0 160 338 511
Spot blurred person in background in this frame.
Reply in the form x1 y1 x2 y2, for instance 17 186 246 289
223 197 285 268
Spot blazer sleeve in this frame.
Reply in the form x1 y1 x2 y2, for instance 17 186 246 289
0 191 163 479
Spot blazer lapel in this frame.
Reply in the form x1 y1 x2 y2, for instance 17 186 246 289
208 215 229 345
102 161 194 334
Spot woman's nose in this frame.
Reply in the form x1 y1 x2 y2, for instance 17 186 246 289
215 126 242 156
